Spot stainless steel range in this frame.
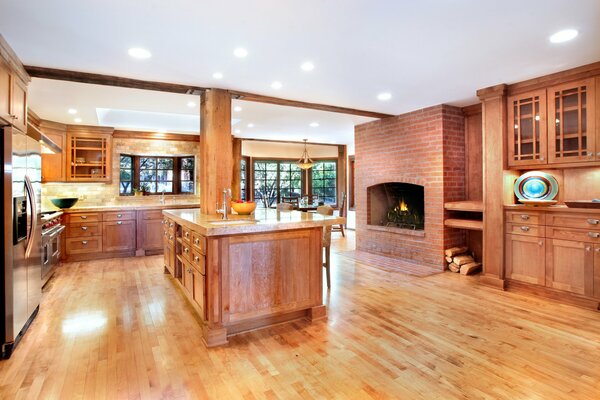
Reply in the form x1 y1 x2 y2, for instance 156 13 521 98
40 211 64 286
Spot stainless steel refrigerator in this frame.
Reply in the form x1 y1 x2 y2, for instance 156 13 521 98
1 126 42 359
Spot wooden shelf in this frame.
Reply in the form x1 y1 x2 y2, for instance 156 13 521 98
444 219 483 231
444 201 484 212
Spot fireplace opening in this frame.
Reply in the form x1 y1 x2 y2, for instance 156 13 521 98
367 183 425 230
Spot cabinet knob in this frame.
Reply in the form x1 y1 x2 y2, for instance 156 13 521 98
597 152 600 158
184 247 189 253
587 152 593 158
538 241 543 246
117 221 123 225
595 248 600 253
520 215 530 220
520 226 530 232
194 239 200 245
185 232 189 237
169 223 173 227
82 240 88 245
80 216 87 219
587 219 599 225
81 226 88 230
585 246 592 252
539 156 545 161
117 214 122 218
194 256 199 262
588 232 600 238
169 235 173 240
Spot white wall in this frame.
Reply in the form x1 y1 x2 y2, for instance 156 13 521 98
242 140 338 158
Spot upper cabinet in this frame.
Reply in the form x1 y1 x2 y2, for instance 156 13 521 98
0 57 28 132
66 128 113 182
40 120 67 183
506 77 598 169
548 79 596 164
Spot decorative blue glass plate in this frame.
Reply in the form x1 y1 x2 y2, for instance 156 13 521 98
514 171 559 201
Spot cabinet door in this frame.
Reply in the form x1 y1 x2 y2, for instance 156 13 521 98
41 130 66 182
507 90 547 166
546 239 594 296
67 132 112 182
102 220 135 252
183 264 194 296
10 77 27 132
505 234 545 285
0 60 10 123
192 268 205 319
594 245 600 299
163 240 174 275
139 218 164 251
548 79 596 164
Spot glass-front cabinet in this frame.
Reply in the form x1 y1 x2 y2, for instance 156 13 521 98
548 79 596 164
66 131 112 182
507 90 547 167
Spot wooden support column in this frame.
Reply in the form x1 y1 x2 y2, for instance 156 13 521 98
477 84 507 290
200 89 233 214
231 138 242 200
337 145 347 207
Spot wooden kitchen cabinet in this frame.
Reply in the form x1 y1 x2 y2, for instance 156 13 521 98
138 210 165 254
505 234 546 285
0 60 11 124
66 129 112 182
0 60 27 132
547 79 596 164
192 267 206 319
507 90 547 167
546 238 594 296
594 245 600 299
40 121 67 182
102 220 136 252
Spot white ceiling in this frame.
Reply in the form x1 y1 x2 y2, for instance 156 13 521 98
3 0 600 122
28 78 372 144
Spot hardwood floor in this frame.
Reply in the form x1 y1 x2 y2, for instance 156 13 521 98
1 231 599 399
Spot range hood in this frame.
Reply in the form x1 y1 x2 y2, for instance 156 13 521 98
27 122 61 154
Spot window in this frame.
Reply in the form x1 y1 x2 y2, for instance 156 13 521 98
240 159 247 201
119 155 195 195
311 161 337 204
278 162 302 198
253 161 278 207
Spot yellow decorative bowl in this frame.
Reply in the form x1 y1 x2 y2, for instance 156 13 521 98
231 201 257 215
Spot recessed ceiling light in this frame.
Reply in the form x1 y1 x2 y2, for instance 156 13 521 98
187 101 197 108
212 72 223 79
549 29 578 43
235 129 241 134
128 47 152 59
247 123 254 128
233 47 248 58
377 92 392 101
74 118 82 123
271 81 283 90
67 108 77 115
233 106 242 112
301 61 315 71
309 122 319 128
157 129 167 134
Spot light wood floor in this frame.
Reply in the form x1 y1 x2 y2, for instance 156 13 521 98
1 231 599 399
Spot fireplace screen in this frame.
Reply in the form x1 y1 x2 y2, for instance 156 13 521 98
367 183 424 230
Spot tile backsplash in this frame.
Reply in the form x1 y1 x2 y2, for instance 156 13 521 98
42 137 200 209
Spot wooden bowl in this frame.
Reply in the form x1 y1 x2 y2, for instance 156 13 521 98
231 201 257 215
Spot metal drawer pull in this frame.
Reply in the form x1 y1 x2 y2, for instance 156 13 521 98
169 235 173 240
117 221 123 225
117 214 122 217
585 246 591 252
588 232 600 238
82 241 88 245
185 232 189 237
520 226 530 232
169 223 173 227
194 239 200 245
596 248 600 253
194 256 200 262
587 219 599 225
520 215 529 220
81 226 88 230
184 247 189 253
80 216 87 219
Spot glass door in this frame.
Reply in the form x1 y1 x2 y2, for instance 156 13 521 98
507 90 547 166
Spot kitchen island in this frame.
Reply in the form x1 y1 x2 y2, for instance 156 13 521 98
162 208 344 347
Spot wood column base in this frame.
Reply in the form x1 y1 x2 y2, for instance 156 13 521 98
308 305 327 321
480 274 506 290
203 326 228 348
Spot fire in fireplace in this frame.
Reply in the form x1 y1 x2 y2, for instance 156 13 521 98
367 183 425 230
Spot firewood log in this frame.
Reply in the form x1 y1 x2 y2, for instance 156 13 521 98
448 263 460 273
445 256 453 263
453 255 474 266
460 262 482 275
445 246 468 257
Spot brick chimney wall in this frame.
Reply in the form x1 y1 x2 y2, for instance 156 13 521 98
354 104 466 269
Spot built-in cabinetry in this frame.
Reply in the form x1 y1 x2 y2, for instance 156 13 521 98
66 128 113 182
40 120 67 182
0 41 29 132
507 78 598 168
504 209 600 305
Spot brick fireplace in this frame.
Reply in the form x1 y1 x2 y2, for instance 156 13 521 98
355 104 466 269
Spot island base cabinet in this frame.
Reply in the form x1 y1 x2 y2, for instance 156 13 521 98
545 239 594 296
102 220 136 252
505 234 545 285
595 245 600 299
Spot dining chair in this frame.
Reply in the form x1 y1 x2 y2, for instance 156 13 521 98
281 196 299 208
304 194 320 204
317 205 334 289
332 191 346 237
277 202 294 211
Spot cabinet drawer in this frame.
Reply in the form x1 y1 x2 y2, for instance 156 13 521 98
191 232 206 254
103 211 136 221
505 222 545 237
547 226 600 243
546 213 600 230
505 211 545 225
65 212 102 223
191 250 206 275
66 222 101 237
181 242 192 261
163 229 175 246
141 210 163 220
66 237 102 255
182 226 192 243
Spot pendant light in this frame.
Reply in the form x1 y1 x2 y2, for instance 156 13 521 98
296 139 314 170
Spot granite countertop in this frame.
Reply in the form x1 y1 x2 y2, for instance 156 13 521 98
504 204 600 214
44 203 201 213
163 208 345 236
